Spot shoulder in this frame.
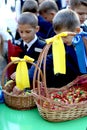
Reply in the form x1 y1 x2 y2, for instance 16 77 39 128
38 15 52 28
36 37 46 47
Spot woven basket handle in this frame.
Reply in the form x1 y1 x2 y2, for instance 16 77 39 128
33 32 79 98
33 43 52 98
1 59 43 90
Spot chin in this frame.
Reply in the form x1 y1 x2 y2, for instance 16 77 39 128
24 40 29 43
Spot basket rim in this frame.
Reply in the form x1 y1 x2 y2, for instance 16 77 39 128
3 89 33 98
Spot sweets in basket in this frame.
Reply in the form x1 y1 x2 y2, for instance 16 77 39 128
43 84 87 109
32 32 87 122
1 55 37 110
33 76 87 122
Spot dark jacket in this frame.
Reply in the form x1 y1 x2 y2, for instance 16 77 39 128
37 15 53 39
15 37 46 68
29 44 81 88
46 26 56 38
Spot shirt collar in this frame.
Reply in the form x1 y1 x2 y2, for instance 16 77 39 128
24 35 37 50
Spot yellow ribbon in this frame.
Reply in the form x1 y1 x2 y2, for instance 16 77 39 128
46 32 68 75
11 55 34 90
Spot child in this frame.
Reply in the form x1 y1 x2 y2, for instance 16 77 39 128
69 0 87 32
15 12 46 68
22 0 53 39
38 0 58 38
39 0 58 23
15 0 52 40
29 9 82 88
10 12 46 95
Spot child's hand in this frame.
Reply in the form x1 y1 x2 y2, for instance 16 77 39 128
62 32 76 46
67 32 76 36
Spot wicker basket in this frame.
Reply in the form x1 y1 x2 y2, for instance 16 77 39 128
32 43 87 122
1 59 37 110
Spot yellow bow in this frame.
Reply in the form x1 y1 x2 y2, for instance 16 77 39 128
11 55 34 90
46 32 68 75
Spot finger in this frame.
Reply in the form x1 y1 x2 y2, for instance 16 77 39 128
67 32 76 36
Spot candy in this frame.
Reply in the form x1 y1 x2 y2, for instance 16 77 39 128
42 87 87 110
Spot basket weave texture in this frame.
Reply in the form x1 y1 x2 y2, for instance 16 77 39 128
32 43 87 122
1 60 36 110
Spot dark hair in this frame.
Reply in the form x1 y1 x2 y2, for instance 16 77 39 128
53 9 80 32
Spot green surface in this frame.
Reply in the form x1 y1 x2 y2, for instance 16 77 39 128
0 104 87 130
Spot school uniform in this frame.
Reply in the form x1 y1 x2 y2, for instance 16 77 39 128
37 15 56 39
37 15 53 39
29 44 81 88
15 35 46 68
46 26 56 38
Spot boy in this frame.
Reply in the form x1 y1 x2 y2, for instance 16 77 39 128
38 0 58 38
10 12 46 95
39 0 58 23
15 12 46 68
22 0 53 39
29 9 82 88
69 0 87 32
15 0 53 39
